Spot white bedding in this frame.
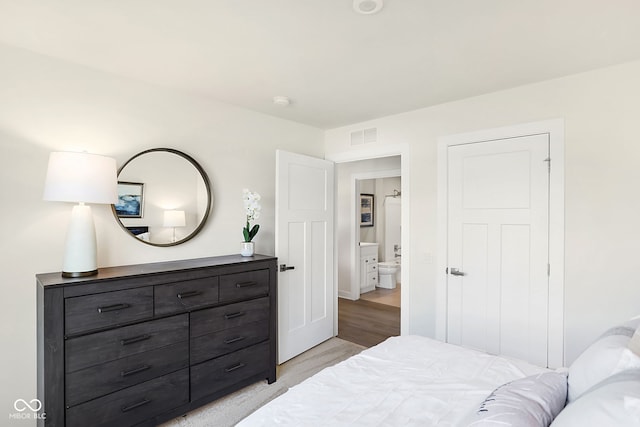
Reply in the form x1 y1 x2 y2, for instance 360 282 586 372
239 336 548 426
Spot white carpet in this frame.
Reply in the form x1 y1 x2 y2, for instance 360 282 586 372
160 338 365 427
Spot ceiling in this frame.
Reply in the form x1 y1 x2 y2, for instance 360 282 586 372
1 0 640 129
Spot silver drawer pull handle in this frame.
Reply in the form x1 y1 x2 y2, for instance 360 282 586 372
120 334 151 346
121 365 151 377
236 281 257 288
224 336 246 345
224 312 245 320
224 363 246 373
177 290 202 299
97 303 130 313
121 398 151 413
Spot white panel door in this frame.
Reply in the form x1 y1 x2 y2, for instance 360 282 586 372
276 150 334 364
447 134 549 367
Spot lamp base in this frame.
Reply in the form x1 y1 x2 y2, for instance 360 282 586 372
62 269 99 278
62 204 99 277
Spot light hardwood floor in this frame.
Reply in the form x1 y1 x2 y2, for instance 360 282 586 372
337 284 401 348
359 283 401 307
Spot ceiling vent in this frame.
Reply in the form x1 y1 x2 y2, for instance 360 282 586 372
363 127 377 144
350 127 378 146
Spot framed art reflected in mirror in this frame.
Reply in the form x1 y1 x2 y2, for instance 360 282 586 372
114 181 144 218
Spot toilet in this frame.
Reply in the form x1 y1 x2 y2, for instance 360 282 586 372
377 261 399 289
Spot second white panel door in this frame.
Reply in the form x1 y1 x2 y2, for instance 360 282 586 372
447 134 550 367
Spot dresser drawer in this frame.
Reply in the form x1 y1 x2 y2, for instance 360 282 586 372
191 342 270 401
191 321 269 364
154 276 219 316
65 287 153 335
219 269 269 302
66 369 189 427
66 314 188 373
66 341 188 407
190 297 269 338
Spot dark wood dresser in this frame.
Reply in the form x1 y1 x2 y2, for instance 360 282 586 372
37 254 277 427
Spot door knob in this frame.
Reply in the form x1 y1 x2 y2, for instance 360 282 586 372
279 264 295 272
449 267 465 276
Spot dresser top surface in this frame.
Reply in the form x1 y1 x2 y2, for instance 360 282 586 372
36 254 277 288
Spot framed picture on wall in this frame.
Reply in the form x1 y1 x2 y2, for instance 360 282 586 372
115 181 145 218
360 193 374 227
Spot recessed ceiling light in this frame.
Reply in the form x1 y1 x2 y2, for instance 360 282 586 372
353 0 383 15
273 96 291 107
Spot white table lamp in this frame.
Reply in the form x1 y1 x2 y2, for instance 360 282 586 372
43 151 117 277
163 210 186 243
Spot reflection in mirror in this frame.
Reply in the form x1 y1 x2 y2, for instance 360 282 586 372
112 148 212 246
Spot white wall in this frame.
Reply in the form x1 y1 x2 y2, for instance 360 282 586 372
326 59 640 365
0 43 323 422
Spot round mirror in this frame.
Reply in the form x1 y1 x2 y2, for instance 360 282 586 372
112 148 212 246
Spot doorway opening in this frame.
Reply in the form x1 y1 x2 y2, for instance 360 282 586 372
333 156 403 347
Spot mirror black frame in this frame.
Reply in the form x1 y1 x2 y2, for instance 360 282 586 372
111 148 212 247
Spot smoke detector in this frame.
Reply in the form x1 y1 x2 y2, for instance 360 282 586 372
273 96 291 107
353 0 383 15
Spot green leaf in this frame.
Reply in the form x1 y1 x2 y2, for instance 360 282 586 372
249 224 260 240
243 228 250 242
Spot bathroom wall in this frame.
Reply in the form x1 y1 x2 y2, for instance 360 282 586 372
358 176 402 260
375 177 401 262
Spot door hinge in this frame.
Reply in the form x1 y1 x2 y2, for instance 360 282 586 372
543 157 551 173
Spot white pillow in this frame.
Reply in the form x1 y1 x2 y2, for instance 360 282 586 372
629 327 640 357
463 371 567 427
623 316 640 330
567 333 640 402
551 370 640 427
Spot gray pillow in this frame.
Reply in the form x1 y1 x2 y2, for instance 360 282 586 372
599 326 635 339
463 371 567 426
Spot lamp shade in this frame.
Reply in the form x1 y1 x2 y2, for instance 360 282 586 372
43 151 118 204
163 210 186 227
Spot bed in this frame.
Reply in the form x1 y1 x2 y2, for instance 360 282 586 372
239 319 640 426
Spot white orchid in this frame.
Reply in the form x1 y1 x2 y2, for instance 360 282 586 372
242 189 261 242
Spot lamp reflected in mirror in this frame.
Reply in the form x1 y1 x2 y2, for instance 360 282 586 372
164 210 186 243
112 148 212 247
